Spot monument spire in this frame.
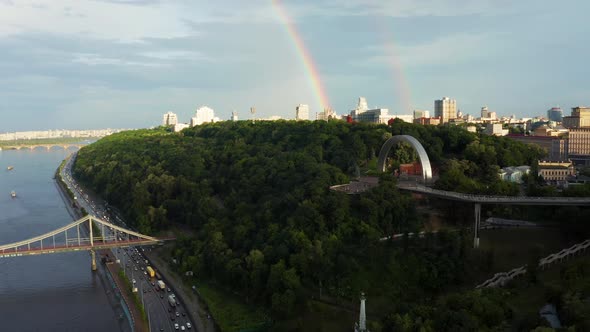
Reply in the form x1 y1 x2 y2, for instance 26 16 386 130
354 292 368 332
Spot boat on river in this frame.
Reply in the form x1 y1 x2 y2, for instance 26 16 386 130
11 191 16 198
7 166 14 170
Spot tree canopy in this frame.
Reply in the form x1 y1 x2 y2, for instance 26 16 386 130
73 120 552 329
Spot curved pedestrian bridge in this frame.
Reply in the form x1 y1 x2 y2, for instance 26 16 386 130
397 182 590 206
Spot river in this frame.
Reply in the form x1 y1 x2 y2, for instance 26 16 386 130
0 148 123 332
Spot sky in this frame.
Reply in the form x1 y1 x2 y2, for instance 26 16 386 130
1 0 589 131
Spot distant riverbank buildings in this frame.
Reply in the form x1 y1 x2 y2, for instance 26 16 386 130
0 129 123 141
295 104 310 121
162 112 178 126
348 97 412 124
161 106 220 132
434 97 458 124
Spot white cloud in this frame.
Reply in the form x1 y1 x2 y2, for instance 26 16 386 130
361 32 505 68
72 53 168 67
0 0 192 40
294 0 519 18
52 73 321 127
139 51 209 62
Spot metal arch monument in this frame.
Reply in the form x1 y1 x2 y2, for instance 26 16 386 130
377 135 433 183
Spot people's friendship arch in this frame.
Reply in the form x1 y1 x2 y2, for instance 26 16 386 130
377 135 433 183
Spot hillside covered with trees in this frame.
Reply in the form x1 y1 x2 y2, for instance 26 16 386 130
73 120 564 331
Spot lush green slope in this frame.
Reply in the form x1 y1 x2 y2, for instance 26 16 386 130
73 121 554 330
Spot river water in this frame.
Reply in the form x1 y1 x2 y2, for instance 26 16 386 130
0 148 122 332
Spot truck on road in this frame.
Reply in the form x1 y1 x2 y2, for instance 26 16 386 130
146 266 155 278
168 294 176 307
157 280 165 290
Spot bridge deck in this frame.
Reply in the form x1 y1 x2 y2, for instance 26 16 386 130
0 238 166 258
330 178 590 206
397 184 590 205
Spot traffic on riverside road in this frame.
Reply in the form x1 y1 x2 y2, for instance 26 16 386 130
61 153 194 332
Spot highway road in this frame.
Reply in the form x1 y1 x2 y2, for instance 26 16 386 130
61 153 194 332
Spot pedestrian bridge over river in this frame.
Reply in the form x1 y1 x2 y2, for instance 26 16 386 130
396 182 590 206
0 215 172 270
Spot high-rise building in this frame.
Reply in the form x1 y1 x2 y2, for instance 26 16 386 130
568 128 590 165
563 106 590 128
434 97 457 124
162 112 178 126
231 111 238 121
550 138 568 161
547 107 563 122
357 97 368 112
295 104 309 121
190 106 216 126
413 110 430 119
479 106 497 121
316 108 337 121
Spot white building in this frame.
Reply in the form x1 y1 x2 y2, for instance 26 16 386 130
190 106 218 126
434 97 457 123
480 106 498 121
316 108 337 121
350 97 412 124
484 123 509 136
162 112 178 126
268 115 283 121
173 123 189 132
499 166 530 183
413 110 430 119
296 104 310 121
231 111 238 121
0 129 123 141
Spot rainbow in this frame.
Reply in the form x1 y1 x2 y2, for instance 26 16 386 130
271 0 331 111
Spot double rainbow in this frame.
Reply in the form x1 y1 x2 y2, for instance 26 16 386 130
271 0 331 111
272 1 411 114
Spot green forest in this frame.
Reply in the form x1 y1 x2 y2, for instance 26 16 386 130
72 120 589 331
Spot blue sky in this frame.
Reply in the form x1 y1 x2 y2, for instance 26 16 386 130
1 0 589 131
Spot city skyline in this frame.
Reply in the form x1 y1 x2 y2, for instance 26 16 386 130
1 0 589 131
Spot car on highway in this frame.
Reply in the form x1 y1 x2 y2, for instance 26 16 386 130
174 323 179 330
181 326 185 331
186 322 192 329
175 312 180 317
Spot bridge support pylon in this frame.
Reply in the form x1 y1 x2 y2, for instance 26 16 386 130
90 249 97 271
473 203 481 248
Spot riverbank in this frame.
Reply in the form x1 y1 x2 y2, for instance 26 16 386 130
105 258 149 332
54 155 146 332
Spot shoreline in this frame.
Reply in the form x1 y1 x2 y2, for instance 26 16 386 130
54 156 147 332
